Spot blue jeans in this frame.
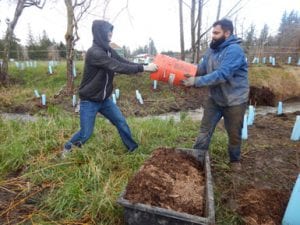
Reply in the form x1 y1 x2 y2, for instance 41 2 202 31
193 98 247 162
65 99 138 151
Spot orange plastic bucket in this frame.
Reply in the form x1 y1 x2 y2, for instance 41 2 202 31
150 54 197 86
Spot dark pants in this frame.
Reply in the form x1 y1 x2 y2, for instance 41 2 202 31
65 99 138 151
193 98 247 162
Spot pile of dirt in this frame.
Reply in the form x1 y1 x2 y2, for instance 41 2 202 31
237 188 289 225
124 148 205 216
214 111 300 225
249 86 276 106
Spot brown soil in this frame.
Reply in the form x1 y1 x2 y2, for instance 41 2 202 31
123 111 300 224
249 86 276 106
215 111 300 225
118 86 208 117
237 188 290 225
0 85 209 117
1 76 300 224
124 148 205 216
0 79 295 117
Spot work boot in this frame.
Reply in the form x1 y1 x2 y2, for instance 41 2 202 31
61 146 72 159
128 144 138 153
230 161 242 172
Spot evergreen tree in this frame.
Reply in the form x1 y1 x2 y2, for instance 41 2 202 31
57 41 67 58
122 45 131 58
132 46 146 56
278 10 300 47
27 24 38 59
259 24 269 46
148 38 157 55
244 24 256 53
144 45 149 54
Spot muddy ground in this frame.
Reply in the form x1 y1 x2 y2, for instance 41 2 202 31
215 111 300 224
0 168 51 225
1 85 300 224
0 84 281 117
124 112 300 225
0 86 209 117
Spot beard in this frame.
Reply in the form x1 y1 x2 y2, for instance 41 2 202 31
210 36 226 49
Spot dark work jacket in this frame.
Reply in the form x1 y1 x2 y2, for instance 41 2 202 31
79 20 144 102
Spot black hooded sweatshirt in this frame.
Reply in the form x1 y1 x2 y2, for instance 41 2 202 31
79 20 144 102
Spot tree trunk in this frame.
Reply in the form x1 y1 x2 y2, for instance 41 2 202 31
179 0 185 60
64 0 75 95
0 0 45 85
0 1 24 84
191 0 196 63
0 33 11 83
195 0 203 63
216 0 222 21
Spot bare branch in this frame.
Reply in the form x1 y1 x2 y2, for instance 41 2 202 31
226 0 251 18
216 0 222 20
195 0 246 46
102 0 111 19
112 0 129 23
202 0 210 7
74 0 87 8
182 0 191 9
24 0 46 9
223 0 243 18
75 0 92 21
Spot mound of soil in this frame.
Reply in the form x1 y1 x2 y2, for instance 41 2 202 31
249 86 276 106
214 111 300 225
237 188 289 225
124 148 205 216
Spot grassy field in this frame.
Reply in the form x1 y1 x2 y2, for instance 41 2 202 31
0 61 299 224
249 65 300 101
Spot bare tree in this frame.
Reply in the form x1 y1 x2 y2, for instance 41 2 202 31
216 0 222 20
189 0 203 63
179 0 185 60
0 0 45 84
190 0 246 63
195 0 203 62
64 0 92 95
190 0 196 62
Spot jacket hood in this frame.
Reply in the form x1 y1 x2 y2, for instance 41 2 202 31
92 20 114 50
216 35 242 50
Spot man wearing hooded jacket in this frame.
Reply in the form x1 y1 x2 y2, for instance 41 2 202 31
182 19 249 171
62 20 157 157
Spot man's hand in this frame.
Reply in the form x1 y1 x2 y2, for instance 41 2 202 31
143 63 158 72
182 74 195 87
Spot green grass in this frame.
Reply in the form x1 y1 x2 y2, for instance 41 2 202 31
248 65 300 99
0 61 249 224
0 112 243 224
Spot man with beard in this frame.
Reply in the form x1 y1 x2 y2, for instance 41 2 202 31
182 19 249 171
62 20 158 158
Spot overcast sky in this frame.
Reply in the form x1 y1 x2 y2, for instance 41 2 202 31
0 0 299 52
